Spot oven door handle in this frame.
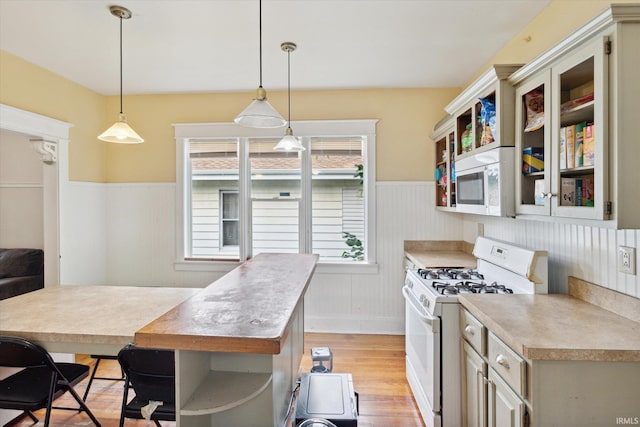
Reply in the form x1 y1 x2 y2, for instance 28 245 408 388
402 286 440 333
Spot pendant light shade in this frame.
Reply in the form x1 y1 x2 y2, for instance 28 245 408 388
274 42 304 152
235 0 286 128
98 113 144 143
98 5 143 144
235 87 286 128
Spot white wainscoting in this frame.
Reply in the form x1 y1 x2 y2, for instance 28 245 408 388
105 183 223 288
59 180 462 334
59 181 108 285
463 216 640 298
305 182 464 334
60 178 640 334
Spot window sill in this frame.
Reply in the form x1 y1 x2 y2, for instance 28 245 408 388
174 260 241 272
174 259 379 275
315 262 379 274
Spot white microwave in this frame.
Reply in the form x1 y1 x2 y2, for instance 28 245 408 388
455 147 515 217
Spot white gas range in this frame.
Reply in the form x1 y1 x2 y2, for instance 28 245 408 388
402 237 548 427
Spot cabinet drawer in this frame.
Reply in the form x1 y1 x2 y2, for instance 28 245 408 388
460 309 486 356
488 331 526 397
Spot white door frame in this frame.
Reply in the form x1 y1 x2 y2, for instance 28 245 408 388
0 103 72 286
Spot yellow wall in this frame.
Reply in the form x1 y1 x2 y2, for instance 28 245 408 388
0 50 107 182
469 0 638 85
106 88 460 182
2 1 631 183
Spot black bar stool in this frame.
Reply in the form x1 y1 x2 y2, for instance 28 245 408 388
82 354 125 400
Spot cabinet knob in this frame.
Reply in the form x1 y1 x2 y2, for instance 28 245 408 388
464 325 475 336
541 192 556 199
496 354 510 369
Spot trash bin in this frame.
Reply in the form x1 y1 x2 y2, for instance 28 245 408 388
295 373 358 427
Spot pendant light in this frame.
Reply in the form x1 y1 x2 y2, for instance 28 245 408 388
274 42 305 152
98 5 144 144
234 0 286 128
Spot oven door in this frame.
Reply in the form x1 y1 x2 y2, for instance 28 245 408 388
403 286 441 425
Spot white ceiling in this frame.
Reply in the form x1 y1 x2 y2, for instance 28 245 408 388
0 0 551 96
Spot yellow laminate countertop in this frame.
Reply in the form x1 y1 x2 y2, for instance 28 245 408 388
404 240 476 269
135 253 318 355
459 290 640 362
0 285 198 355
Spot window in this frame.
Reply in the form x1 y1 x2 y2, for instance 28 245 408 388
220 190 239 247
175 120 376 265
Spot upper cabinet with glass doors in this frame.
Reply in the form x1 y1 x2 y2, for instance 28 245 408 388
511 3 640 228
444 64 522 160
432 115 456 210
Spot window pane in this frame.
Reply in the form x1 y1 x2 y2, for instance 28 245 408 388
249 138 301 257
252 199 299 255
311 137 365 261
221 191 239 247
190 139 239 259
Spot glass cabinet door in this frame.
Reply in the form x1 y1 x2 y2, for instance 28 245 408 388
550 37 608 220
515 70 551 216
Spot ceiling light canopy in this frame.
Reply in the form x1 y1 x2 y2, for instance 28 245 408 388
235 0 286 129
98 5 143 144
274 42 304 152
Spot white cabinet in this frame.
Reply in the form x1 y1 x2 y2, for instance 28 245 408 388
461 309 526 427
445 65 522 161
175 301 304 426
460 307 640 427
462 341 487 427
433 115 456 210
512 4 640 227
487 368 525 427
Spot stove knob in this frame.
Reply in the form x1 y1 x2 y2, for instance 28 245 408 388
419 294 426 303
407 281 413 289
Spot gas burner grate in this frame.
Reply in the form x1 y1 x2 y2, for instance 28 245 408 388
428 278 514 295
479 282 514 294
418 268 484 281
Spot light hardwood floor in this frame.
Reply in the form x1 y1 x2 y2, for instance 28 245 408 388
10 333 425 427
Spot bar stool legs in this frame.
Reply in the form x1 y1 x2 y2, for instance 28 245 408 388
82 355 125 400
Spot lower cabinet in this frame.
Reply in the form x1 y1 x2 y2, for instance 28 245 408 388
461 307 640 427
487 368 525 427
462 309 528 427
462 341 487 427
462 339 526 427
174 302 304 426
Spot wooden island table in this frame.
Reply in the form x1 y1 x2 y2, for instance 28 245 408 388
1 253 318 427
136 253 318 427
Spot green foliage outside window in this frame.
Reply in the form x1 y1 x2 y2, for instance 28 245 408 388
341 232 364 261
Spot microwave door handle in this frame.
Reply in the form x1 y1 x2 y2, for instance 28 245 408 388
484 166 489 209
402 286 441 332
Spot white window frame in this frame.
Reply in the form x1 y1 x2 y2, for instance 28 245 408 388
174 120 377 272
220 190 239 249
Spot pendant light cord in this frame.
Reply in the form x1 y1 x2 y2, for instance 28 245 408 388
119 13 123 114
287 48 291 125
258 0 263 88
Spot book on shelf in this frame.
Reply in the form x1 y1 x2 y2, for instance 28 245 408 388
560 176 595 207
581 177 594 207
583 123 595 166
560 93 594 114
560 178 576 206
559 126 567 170
575 178 583 206
565 125 576 169
575 121 587 168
